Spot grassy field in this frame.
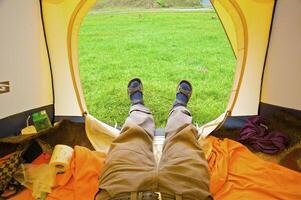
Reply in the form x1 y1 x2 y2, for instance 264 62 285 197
93 0 201 10
79 10 236 127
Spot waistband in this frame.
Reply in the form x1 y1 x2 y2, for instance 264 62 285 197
109 191 182 200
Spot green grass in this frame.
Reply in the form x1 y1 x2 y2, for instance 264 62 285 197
79 11 236 127
93 0 201 10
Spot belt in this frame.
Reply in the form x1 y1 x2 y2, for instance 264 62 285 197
110 191 178 200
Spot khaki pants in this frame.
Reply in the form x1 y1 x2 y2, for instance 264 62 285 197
97 105 212 200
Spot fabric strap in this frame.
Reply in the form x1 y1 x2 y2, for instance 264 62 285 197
108 191 182 200
127 85 143 95
177 87 191 98
131 192 138 200
175 195 182 200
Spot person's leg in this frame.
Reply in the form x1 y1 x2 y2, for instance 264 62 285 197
124 103 155 137
165 80 194 138
165 105 192 139
124 77 155 136
96 79 156 200
159 81 212 200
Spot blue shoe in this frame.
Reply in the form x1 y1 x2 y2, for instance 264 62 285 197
127 78 144 105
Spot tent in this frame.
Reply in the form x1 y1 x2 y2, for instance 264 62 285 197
1 0 301 139
1 0 301 199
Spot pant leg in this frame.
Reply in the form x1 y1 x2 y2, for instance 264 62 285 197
96 105 157 200
165 106 193 139
124 104 156 137
158 106 212 200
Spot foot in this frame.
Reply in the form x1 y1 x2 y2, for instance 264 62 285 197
127 78 144 105
172 80 192 108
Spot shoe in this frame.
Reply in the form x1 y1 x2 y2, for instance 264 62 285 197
127 78 144 105
172 80 192 108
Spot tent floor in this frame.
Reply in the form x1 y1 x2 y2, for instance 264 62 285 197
0 120 92 158
212 110 301 173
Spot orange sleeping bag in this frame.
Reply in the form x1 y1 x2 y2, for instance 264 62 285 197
207 136 301 200
10 146 106 200
10 137 301 200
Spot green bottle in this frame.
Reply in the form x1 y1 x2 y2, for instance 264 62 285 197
32 110 52 132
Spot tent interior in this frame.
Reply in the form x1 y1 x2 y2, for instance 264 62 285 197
0 0 301 199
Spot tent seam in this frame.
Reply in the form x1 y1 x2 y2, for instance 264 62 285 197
39 0 55 123
258 0 278 115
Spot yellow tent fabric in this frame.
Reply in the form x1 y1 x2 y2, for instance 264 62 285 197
0 0 53 119
41 0 95 117
211 0 275 116
85 114 119 153
261 0 301 111
199 0 275 135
